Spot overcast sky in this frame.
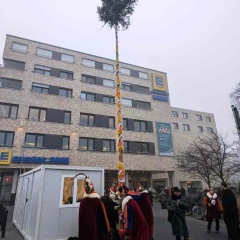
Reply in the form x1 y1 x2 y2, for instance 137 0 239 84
1 0 240 141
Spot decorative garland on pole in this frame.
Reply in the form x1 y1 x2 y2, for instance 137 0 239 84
115 24 125 184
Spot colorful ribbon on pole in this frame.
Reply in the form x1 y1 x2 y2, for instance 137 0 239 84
115 24 125 184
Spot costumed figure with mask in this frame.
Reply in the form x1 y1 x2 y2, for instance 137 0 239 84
76 174 111 240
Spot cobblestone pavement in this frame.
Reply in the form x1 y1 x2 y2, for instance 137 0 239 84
2 202 229 240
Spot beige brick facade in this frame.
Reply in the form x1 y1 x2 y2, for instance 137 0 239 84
0 35 217 191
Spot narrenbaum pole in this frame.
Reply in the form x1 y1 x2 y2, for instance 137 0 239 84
115 23 125 184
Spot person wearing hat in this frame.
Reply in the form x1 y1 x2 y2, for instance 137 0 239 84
78 176 110 240
221 182 239 240
167 187 190 240
203 187 223 233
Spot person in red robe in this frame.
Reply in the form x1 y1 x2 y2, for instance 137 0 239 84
119 195 151 240
122 186 154 239
78 175 110 240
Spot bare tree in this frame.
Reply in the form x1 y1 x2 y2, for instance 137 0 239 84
230 81 240 109
177 133 240 187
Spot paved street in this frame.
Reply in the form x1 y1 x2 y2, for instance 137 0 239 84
3 202 229 240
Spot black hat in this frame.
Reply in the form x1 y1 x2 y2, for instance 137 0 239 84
173 187 181 192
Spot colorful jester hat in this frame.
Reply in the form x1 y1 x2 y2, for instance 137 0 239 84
85 175 95 194
71 173 95 194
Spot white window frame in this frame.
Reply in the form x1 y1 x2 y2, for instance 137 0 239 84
183 124 190 131
12 42 28 53
59 174 86 208
122 98 132 107
182 113 188 119
61 54 74 63
171 111 178 117
198 126 203 132
82 59 95 68
103 79 114 88
206 116 211 122
103 63 114 72
196 115 202 121
173 123 179 130
120 68 130 76
139 72 148 80
207 127 214 134
36 48 53 58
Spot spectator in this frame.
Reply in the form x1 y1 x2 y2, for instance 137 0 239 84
221 183 239 240
203 188 223 233
159 190 168 209
181 186 186 197
167 187 190 240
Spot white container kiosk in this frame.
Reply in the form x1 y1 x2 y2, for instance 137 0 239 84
13 165 104 240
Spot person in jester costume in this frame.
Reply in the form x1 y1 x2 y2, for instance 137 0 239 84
120 185 154 239
77 174 111 240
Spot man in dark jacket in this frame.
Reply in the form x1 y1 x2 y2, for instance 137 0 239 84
221 183 239 240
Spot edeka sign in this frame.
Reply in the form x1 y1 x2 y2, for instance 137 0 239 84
12 156 69 164
0 149 12 165
156 122 174 156
152 73 168 92
150 90 169 102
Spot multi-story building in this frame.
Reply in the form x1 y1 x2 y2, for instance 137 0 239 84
0 35 217 204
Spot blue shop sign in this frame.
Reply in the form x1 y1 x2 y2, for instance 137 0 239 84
12 156 69 164
150 90 169 102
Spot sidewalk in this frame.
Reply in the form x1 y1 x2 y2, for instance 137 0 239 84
1 206 23 240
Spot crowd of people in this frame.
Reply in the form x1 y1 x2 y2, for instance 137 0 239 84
69 177 240 240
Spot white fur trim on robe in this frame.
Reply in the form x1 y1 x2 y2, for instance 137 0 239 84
207 192 217 199
83 192 100 199
122 196 132 212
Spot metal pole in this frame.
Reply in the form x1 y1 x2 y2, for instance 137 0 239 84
115 24 125 184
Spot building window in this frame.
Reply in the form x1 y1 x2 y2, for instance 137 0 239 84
123 118 128 130
171 111 178 117
206 116 211 122
0 78 22 89
60 71 73 80
103 63 114 72
120 68 130 75
182 113 188 119
135 85 149 94
25 133 44 148
82 59 95 68
103 96 114 104
198 126 203 133
81 92 95 101
0 103 18 119
59 88 72 98
122 98 132 107
103 140 115 152
36 48 53 58
32 83 49 93
4 59 25 70
196 115 202 121
62 136 70 149
0 131 14 147
173 123 179 130
139 72 148 79
124 141 129 153
103 79 114 88
82 75 95 84
64 112 71 124
34 65 51 76
122 83 131 91
109 117 115 129
79 138 94 151
61 54 74 63
137 101 150 109
134 120 146 132
28 107 46 121
12 42 28 52
80 114 95 126
183 124 190 131
135 142 149 154
207 127 214 134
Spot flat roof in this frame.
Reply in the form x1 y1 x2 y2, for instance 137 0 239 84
6 34 167 74
171 106 214 115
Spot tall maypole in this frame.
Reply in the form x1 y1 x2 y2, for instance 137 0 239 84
97 0 138 184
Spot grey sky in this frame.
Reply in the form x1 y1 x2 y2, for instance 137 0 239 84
1 0 240 140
